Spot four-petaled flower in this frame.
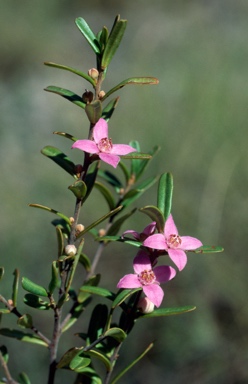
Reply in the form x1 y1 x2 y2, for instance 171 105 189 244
143 214 202 271
72 118 136 168
117 250 176 307
122 221 157 242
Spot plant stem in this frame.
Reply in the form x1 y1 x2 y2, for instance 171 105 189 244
0 350 19 384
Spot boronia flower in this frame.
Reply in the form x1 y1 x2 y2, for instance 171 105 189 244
117 250 176 307
143 214 202 271
122 221 157 242
72 118 136 168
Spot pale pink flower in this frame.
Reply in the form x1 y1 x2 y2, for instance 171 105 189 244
122 222 157 242
143 214 202 271
72 118 136 168
117 250 176 307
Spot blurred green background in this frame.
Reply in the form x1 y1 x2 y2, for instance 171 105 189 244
1 1 248 383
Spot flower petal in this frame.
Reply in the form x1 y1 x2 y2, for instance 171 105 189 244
93 118 109 143
122 230 140 240
168 249 187 271
180 236 202 250
72 140 98 154
142 222 157 237
164 214 178 238
111 144 137 155
133 251 152 274
143 234 167 250
153 265 176 283
99 153 120 168
117 274 141 289
143 284 164 307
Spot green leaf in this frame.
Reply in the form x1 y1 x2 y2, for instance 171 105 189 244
68 180 87 200
0 345 8 363
130 140 141 176
193 245 224 254
70 353 91 372
17 314 33 329
111 342 154 384
74 367 102 384
18 372 31 384
104 327 126 342
94 182 116 210
157 172 173 221
75 17 101 54
139 306 196 318
45 86 86 109
87 304 108 343
22 277 48 297
77 274 101 303
83 163 99 203
56 226 64 258
102 77 159 101
57 347 83 368
139 205 165 233
118 161 130 184
112 288 141 309
61 300 90 333
0 267 4 281
95 236 142 248
41 145 77 178
77 206 123 239
79 286 115 301
23 294 50 310
98 169 123 190
85 349 111 371
29 204 71 225
53 131 78 142
79 253 91 272
0 328 48 347
12 269 19 307
101 15 127 69
0 309 10 314
44 62 96 87
85 101 102 124
102 97 120 121
106 208 136 237
121 152 152 160
133 145 160 182
122 177 158 208
98 26 109 51
48 261 60 294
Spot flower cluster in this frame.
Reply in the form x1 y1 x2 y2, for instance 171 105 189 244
117 214 202 308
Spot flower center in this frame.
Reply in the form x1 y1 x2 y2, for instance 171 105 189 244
138 269 156 285
167 234 182 248
98 137 113 153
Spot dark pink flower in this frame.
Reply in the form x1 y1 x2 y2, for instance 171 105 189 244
143 214 202 271
72 118 136 168
117 250 176 307
122 222 157 242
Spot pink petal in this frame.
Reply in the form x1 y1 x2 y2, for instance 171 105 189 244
99 153 120 168
164 214 178 238
143 234 167 250
117 274 141 289
142 222 157 237
93 118 108 143
111 144 137 155
153 265 176 283
143 284 164 307
168 249 187 271
72 140 98 154
122 230 140 240
180 236 202 250
133 251 152 274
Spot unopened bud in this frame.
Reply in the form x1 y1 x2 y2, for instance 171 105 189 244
69 217 75 225
88 68 99 80
82 90 94 103
138 297 155 314
65 244 77 256
98 228 106 237
75 224 85 235
98 90 105 100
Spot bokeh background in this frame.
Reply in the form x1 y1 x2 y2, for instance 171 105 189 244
1 1 248 383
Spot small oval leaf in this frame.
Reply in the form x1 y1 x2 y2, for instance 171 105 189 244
22 278 48 297
104 327 127 342
157 172 173 221
45 86 86 109
75 17 101 54
17 314 33 329
44 62 96 87
23 294 50 310
68 180 87 200
139 205 165 233
41 146 77 178
85 100 102 124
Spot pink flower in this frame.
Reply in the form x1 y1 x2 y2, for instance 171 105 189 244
117 250 176 307
72 118 136 168
122 222 157 242
143 214 202 271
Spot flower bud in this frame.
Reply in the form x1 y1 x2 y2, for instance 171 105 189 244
65 244 77 256
88 68 99 80
98 90 105 100
69 217 75 225
98 228 106 237
138 297 155 314
75 224 85 235
82 90 94 103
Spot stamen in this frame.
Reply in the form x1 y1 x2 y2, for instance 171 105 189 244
168 234 182 248
139 269 156 285
98 137 113 153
